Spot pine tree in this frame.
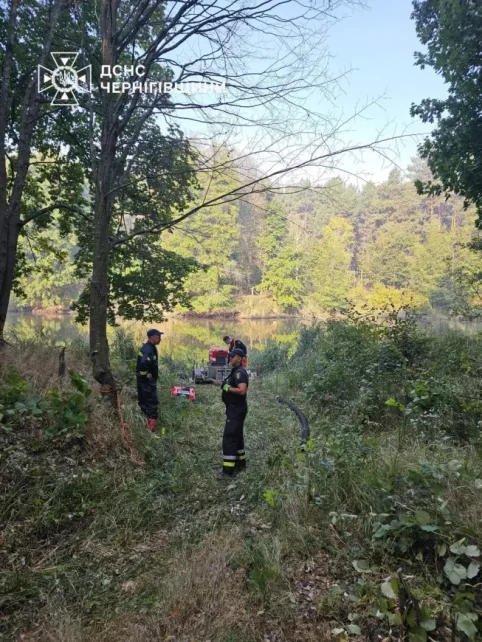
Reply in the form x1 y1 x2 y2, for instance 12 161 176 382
361 222 417 289
163 153 241 313
308 216 355 311
256 200 303 313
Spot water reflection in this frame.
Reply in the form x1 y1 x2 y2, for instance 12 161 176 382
5 314 86 345
6 312 482 365
5 313 301 363
419 316 482 335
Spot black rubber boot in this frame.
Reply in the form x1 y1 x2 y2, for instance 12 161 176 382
217 470 237 481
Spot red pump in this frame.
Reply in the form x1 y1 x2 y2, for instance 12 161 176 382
209 347 229 364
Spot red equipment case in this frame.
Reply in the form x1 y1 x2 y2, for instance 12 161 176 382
170 386 196 400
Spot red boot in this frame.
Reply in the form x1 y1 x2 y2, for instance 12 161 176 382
147 418 158 433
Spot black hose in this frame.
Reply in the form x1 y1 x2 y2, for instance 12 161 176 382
276 397 310 450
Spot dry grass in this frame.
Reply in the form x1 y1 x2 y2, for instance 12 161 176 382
1 342 89 393
98 528 257 642
32 604 84 642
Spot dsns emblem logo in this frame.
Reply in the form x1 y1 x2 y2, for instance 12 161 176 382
38 52 91 106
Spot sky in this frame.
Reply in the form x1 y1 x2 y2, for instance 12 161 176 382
169 0 448 187
321 0 448 183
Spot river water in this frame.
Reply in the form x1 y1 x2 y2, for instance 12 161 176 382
4 313 301 363
5 312 482 363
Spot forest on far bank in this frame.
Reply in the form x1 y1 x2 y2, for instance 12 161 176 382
11 156 481 321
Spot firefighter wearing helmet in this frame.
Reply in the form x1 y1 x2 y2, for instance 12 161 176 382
136 328 163 432
215 347 249 478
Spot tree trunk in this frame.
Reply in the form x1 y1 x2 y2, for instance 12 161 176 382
89 0 119 391
0 0 19 344
89 177 116 389
0 0 68 344
0 215 20 340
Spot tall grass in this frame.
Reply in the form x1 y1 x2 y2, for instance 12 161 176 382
2 315 482 641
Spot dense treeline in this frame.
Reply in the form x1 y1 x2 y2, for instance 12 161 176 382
11 157 480 319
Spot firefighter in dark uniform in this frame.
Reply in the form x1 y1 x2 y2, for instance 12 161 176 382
223 335 248 357
136 328 163 432
217 347 249 478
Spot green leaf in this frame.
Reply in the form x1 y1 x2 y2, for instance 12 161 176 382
346 625 361 635
450 538 466 555
448 571 463 585
352 560 374 573
388 612 403 626
385 397 405 411
408 625 427 642
464 545 480 558
390 576 400 596
437 543 447 557
448 460 463 472
381 580 397 599
262 489 278 507
467 562 480 579
454 593 475 612
456 613 478 641
420 620 436 632
415 510 431 526
444 558 467 585
406 608 417 628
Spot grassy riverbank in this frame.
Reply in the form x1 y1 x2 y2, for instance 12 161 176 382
1 314 482 641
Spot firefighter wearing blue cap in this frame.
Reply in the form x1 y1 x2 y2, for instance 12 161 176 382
216 347 249 477
136 329 163 432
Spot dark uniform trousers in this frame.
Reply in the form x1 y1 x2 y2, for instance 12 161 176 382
136 342 159 423
223 403 248 474
136 377 158 420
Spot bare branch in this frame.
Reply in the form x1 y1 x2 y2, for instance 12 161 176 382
110 133 417 250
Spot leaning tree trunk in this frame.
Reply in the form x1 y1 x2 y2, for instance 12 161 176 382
89 0 119 391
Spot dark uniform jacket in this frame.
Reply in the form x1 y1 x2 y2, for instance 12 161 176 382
136 342 159 381
222 365 249 406
229 338 247 355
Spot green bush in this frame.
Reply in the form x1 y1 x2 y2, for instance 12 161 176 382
249 339 290 374
0 367 45 429
0 366 92 442
45 370 91 441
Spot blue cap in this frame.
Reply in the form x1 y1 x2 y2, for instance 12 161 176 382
147 328 164 337
229 348 245 358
